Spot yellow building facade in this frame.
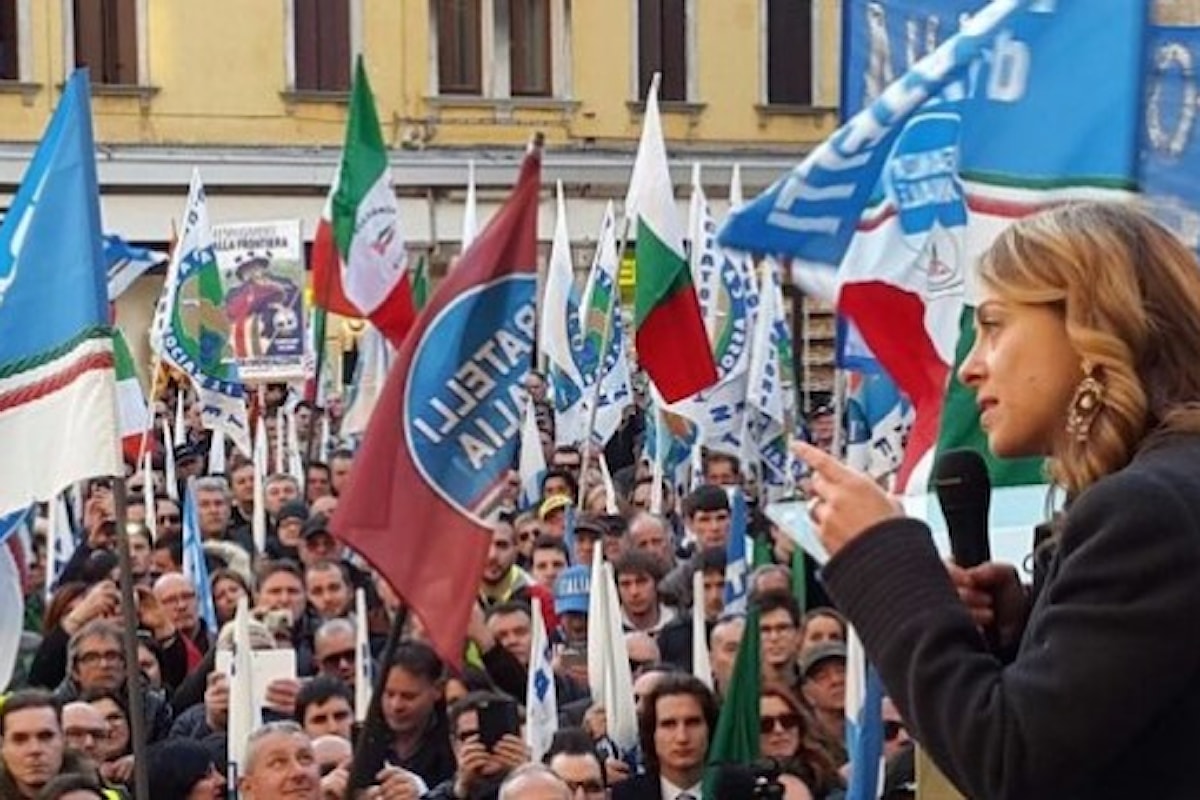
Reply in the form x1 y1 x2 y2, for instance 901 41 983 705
0 0 841 385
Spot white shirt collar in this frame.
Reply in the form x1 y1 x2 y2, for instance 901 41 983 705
659 775 702 800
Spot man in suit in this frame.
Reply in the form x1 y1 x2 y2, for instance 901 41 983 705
613 673 717 800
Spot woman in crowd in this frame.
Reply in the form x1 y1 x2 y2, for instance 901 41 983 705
759 683 844 800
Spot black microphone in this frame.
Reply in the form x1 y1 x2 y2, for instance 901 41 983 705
933 449 992 568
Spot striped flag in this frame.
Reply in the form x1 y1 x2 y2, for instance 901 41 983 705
0 70 119 516
113 329 150 465
525 595 558 762
625 75 718 403
310 57 417 348
743 259 795 497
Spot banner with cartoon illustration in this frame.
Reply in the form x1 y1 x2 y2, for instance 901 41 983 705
212 220 307 383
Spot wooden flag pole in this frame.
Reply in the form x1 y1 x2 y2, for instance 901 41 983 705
112 478 151 800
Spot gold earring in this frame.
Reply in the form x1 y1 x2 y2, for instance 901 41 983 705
1066 367 1105 443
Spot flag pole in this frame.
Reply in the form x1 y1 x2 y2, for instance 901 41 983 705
575 214 633 508
113 478 152 800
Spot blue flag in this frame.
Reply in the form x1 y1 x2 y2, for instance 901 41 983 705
0 69 119 515
104 233 168 300
182 483 219 634
723 489 749 614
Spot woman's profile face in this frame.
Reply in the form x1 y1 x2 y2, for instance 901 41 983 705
959 290 1081 458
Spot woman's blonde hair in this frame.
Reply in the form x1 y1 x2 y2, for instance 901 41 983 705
979 201 1200 496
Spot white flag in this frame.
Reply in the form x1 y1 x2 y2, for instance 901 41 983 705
519 396 547 510
586 546 638 753
161 417 178 502
252 423 268 555
525 595 558 761
539 182 585 445
692 570 713 689
142 453 157 542
208 432 226 475
462 159 479 251
227 597 260 789
355 588 372 722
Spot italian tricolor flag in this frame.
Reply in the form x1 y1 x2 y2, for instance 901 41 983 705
625 76 718 403
311 56 416 348
113 329 150 464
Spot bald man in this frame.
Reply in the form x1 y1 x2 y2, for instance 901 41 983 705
498 764 571 800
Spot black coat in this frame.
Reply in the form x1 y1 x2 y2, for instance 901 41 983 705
823 433 1200 800
611 774 664 800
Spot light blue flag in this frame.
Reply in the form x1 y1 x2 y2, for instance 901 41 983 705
723 489 749 614
104 233 168 300
182 483 219 634
846 634 886 800
0 69 119 515
718 0 1033 261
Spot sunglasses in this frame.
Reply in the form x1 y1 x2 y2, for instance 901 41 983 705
320 649 356 671
884 720 906 741
759 713 802 734
157 514 181 524
563 778 605 794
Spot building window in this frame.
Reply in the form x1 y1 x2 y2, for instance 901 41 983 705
766 0 813 105
637 0 686 101
509 0 551 96
0 0 17 80
73 0 138 85
437 0 483 94
293 0 350 92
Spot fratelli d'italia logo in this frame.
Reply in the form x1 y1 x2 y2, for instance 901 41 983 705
405 274 537 526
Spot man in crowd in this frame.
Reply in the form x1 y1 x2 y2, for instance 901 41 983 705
305 559 353 620
529 535 568 593
425 692 532 799
801 641 848 758
294 676 354 740
313 618 357 689
627 513 675 573
0 690 90 799
154 571 213 655
382 641 455 788
614 551 675 636
756 589 804 689
614 673 717 799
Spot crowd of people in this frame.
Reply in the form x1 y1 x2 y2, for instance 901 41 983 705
1 369 917 800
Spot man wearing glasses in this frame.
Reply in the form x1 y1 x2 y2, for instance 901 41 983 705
56 620 174 743
544 729 607 799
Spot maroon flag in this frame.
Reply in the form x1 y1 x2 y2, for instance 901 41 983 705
331 147 541 669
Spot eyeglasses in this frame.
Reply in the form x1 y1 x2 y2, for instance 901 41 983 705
77 650 124 667
320 649 356 670
563 778 605 795
759 713 802 734
157 514 181 524
65 726 110 742
760 623 796 637
884 720 906 741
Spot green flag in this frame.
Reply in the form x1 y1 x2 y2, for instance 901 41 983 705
412 253 430 310
704 606 761 795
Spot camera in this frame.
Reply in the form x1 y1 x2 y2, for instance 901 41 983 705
712 760 785 799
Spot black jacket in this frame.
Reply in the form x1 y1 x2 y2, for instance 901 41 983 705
611 773 665 800
823 434 1200 800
